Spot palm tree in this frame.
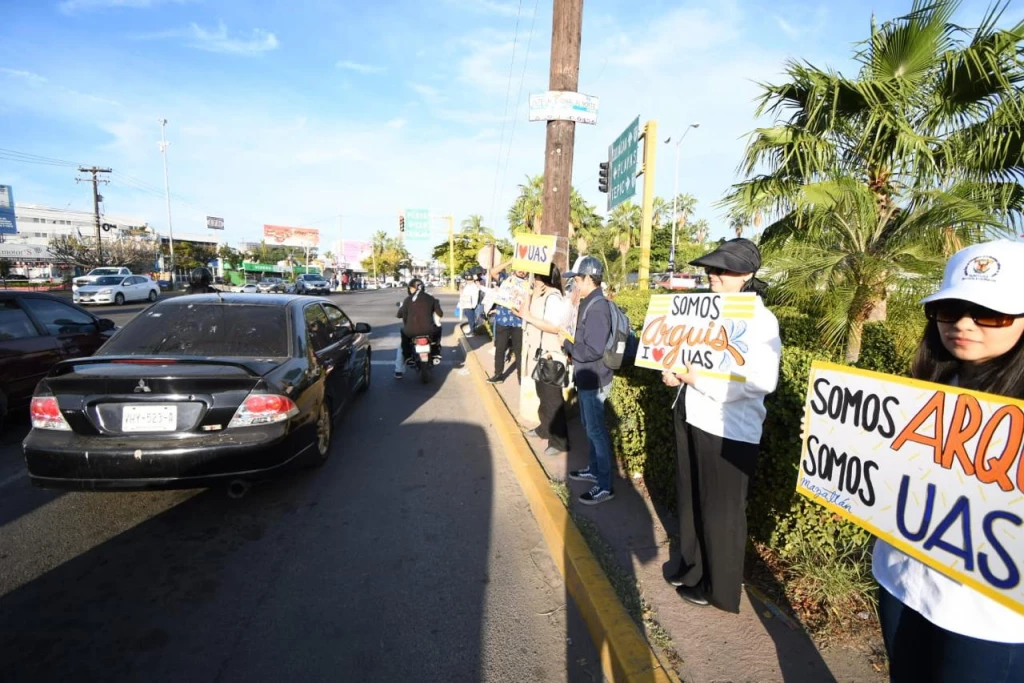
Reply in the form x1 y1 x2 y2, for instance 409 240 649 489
720 0 1024 361
461 214 492 236
507 175 545 235
607 201 642 266
729 216 745 238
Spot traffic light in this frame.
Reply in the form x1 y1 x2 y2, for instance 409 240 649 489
598 161 609 193
399 214 405 232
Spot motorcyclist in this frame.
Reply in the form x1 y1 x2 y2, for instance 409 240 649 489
186 267 219 295
395 278 443 378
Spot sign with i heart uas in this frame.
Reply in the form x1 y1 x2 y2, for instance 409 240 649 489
797 361 1024 617
511 233 557 275
634 292 757 382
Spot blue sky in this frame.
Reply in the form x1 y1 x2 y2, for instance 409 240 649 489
0 0 1018 258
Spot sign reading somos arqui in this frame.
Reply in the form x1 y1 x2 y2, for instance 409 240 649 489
797 361 1024 617
633 293 756 381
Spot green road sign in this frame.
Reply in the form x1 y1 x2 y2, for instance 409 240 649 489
405 208 431 241
608 116 640 210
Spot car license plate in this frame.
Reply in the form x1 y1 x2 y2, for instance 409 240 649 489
122 405 177 432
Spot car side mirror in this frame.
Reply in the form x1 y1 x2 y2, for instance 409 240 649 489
97 318 116 331
355 322 371 334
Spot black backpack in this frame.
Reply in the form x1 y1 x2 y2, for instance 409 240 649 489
579 297 639 370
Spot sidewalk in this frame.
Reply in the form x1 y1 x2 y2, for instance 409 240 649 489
461 329 885 683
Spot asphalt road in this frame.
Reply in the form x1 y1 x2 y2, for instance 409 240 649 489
0 289 601 682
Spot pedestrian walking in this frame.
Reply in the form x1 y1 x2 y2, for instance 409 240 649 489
459 275 482 336
873 240 1024 683
561 256 616 505
488 263 527 383
662 238 781 612
517 263 570 456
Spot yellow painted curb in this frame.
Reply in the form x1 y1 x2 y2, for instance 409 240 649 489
458 332 680 683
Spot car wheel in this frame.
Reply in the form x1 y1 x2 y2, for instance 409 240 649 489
358 349 372 393
114 292 125 305
309 399 333 467
148 290 158 302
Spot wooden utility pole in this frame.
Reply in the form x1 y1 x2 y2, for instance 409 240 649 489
76 167 111 263
539 0 583 273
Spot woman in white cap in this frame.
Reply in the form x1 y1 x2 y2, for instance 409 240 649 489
873 239 1024 682
661 238 782 612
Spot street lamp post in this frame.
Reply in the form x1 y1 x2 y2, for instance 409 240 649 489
664 122 700 273
158 119 176 286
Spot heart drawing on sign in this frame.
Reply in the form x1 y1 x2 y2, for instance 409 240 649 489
652 348 665 362
517 244 528 259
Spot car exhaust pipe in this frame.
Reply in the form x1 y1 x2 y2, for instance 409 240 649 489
227 479 251 499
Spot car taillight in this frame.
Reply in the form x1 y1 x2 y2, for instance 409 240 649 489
227 394 299 428
30 397 72 431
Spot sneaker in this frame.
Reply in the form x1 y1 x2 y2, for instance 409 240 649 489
524 429 540 439
486 376 503 384
579 486 615 505
568 468 597 483
394 371 403 379
544 446 567 456
677 585 710 607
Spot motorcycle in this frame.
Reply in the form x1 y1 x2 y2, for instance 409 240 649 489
396 302 442 384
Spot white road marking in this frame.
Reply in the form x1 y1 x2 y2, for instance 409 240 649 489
0 470 27 489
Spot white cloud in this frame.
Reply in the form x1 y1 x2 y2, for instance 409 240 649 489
59 0 191 13
386 118 407 129
442 0 529 18
771 5 829 41
774 16 800 38
186 22 279 55
336 60 386 74
0 68 48 86
603 5 740 67
409 83 444 103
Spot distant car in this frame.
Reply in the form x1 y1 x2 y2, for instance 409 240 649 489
236 283 259 294
23 294 373 491
73 267 132 290
0 291 116 432
257 278 288 294
294 274 331 295
73 275 160 306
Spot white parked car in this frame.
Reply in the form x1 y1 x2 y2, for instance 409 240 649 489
73 274 160 306
235 283 259 293
73 267 132 291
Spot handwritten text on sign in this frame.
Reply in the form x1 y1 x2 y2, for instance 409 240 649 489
633 293 755 381
797 362 1024 617
511 233 557 275
494 276 530 311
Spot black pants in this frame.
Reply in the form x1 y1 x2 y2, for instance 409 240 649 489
493 324 523 380
673 393 758 613
535 379 569 451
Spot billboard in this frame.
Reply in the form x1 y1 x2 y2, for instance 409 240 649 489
0 185 16 235
263 224 319 248
207 216 224 230
338 240 372 267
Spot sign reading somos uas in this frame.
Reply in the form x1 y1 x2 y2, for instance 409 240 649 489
798 362 1024 617
633 293 756 381
511 233 556 275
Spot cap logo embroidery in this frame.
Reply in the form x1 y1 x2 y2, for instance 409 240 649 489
963 256 1000 281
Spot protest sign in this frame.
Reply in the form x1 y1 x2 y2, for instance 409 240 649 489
494 276 530 311
797 361 1024 617
511 233 557 275
633 293 756 381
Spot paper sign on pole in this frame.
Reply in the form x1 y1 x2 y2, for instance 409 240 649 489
633 293 757 382
797 361 1024 617
511 233 557 275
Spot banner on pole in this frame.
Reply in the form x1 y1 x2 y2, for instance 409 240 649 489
511 233 556 275
633 293 756 381
797 361 1024 617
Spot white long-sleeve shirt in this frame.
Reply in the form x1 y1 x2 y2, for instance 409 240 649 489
683 299 781 444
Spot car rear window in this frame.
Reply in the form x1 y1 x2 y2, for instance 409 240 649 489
101 303 289 357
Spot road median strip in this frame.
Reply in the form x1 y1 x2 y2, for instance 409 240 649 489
458 330 679 683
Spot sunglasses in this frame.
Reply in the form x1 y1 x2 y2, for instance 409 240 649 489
925 301 1024 328
704 266 742 276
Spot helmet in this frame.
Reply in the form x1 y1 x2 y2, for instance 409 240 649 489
190 267 213 286
408 278 424 294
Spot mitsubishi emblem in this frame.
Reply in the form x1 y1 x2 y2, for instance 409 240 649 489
134 379 151 393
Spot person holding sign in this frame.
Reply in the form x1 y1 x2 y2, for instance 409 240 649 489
873 240 1024 682
661 238 781 611
488 261 528 384
516 263 571 456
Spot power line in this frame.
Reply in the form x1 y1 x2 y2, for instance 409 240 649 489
496 0 541 228
487 0 525 231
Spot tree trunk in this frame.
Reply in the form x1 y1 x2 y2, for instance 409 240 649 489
845 317 864 364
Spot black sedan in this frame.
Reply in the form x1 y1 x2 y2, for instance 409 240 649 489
23 294 372 491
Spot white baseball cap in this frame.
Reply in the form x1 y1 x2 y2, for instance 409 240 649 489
921 239 1024 315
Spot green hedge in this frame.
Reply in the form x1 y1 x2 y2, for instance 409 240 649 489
606 290 916 560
